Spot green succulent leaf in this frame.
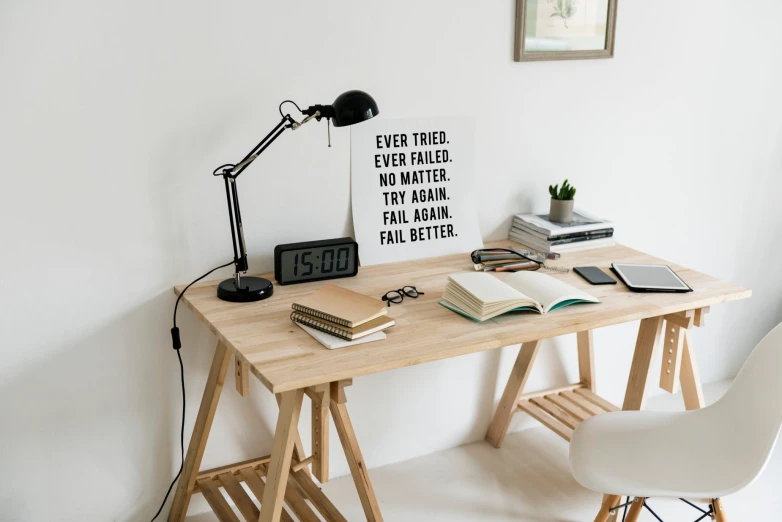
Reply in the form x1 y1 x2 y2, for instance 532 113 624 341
549 179 576 200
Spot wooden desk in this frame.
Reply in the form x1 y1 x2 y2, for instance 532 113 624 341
168 241 750 522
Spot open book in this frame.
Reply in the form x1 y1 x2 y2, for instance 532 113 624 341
440 271 599 321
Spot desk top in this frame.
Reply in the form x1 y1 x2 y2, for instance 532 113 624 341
176 241 750 393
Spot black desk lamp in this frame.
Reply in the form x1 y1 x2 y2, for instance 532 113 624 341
213 90 379 302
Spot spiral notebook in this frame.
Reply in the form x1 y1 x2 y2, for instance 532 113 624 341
291 284 387 328
291 311 395 341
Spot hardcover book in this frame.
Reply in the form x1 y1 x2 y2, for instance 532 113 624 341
512 210 614 238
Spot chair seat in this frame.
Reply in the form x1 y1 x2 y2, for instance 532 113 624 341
569 408 757 499
569 322 782 515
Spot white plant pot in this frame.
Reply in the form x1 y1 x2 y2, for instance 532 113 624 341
549 198 574 223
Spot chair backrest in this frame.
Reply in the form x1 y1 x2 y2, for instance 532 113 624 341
711 321 782 486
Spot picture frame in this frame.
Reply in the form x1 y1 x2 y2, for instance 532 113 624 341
515 0 618 62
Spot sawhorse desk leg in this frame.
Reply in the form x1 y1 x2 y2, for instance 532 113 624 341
259 389 305 522
169 341 233 522
330 379 383 522
168 341 380 522
260 379 383 522
486 340 542 448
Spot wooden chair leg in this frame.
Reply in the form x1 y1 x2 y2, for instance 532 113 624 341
712 498 728 521
594 494 621 522
330 380 383 522
625 497 645 522
486 340 542 448
168 341 233 522
259 389 305 522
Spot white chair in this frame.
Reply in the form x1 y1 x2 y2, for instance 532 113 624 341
570 322 782 522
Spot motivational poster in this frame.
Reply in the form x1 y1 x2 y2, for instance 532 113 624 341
351 117 482 266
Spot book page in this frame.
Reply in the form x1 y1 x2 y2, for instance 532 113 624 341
448 272 530 305
443 272 542 320
504 271 599 313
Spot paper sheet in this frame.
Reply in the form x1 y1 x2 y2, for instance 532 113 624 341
351 117 482 266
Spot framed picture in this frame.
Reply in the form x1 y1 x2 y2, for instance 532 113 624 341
515 0 618 62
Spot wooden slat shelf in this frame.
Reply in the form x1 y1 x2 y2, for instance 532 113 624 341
517 385 619 442
190 457 347 522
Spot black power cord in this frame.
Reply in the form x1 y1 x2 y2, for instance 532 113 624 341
149 260 234 522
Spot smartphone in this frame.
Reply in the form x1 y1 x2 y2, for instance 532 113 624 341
574 266 617 285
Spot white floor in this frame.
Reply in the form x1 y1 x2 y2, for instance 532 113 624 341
187 381 782 521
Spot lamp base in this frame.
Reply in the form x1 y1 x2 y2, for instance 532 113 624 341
217 276 274 302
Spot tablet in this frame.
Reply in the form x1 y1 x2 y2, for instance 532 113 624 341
611 263 692 293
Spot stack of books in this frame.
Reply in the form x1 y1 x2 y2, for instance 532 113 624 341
290 284 395 349
509 210 615 254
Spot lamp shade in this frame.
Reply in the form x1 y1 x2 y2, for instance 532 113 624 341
331 90 379 127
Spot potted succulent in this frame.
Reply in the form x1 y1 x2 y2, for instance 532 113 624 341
548 179 576 223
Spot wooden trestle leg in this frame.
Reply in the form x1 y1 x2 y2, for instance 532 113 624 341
486 340 542 448
330 379 384 522
308 383 331 484
168 341 234 522
169 368 379 522
258 389 305 522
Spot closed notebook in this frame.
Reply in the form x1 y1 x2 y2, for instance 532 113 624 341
440 271 599 322
292 284 387 328
291 311 395 341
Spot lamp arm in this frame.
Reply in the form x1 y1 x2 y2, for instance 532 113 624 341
215 113 299 282
215 108 324 283
229 114 293 179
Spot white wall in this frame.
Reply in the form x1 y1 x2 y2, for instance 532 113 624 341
1 1 781 520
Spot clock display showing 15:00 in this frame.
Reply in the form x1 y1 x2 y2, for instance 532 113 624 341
280 245 356 282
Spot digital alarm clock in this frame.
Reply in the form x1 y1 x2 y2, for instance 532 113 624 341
274 237 359 285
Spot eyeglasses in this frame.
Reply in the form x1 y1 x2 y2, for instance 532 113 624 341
382 286 425 306
471 248 569 273
471 248 542 266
